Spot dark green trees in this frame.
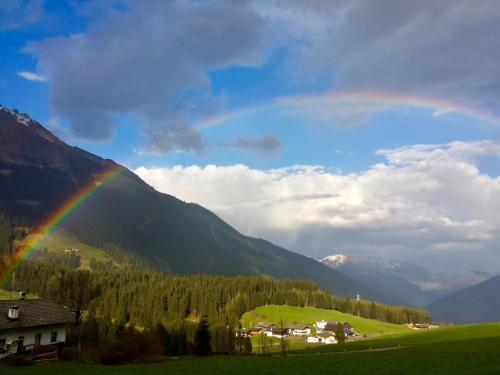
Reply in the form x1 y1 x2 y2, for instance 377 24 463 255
335 322 346 344
195 316 211 356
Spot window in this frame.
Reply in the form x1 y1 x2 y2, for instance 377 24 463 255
50 331 58 343
35 333 42 345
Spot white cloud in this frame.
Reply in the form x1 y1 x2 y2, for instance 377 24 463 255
17 71 47 82
135 141 500 270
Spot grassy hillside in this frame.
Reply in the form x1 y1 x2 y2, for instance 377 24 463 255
241 305 412 337
28 229 111 268
4 324 500 374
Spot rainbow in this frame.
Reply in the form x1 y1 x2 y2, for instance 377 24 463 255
195 90 500 129
0 163 124 287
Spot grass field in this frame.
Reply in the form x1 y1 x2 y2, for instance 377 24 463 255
19 229 111 269
4 324 500 374
241 305 412 337
0 289 37 300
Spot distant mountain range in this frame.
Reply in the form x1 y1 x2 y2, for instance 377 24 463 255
320 254 494 307
0 104 388 301
428 274 500 324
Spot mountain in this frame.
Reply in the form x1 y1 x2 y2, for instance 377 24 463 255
427 273 500 323
320 254 494 307
0 104 385 301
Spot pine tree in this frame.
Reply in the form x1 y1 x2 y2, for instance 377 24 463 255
335 322 346 344
243 336 252 354
195 316 211 356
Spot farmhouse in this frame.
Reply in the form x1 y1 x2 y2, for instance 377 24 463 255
267 327 289 339
0 298 74 357
306 336 320 343
316 320 356 337
407 323 440 330
288 324 311 336
315 320 328 331
316 332 337 344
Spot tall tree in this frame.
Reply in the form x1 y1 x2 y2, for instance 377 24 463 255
195 316 211 356
335 322 346 344
50 269 97 325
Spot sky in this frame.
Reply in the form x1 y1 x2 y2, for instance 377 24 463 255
1 0 500 272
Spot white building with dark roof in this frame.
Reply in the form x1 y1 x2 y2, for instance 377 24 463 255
0 298 74 357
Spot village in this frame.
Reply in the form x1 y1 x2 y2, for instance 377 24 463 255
246 319 361 345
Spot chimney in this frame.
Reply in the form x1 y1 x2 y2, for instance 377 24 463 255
18 291 26 300
8 306 19 320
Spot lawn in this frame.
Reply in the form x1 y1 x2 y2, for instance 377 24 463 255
241 304 412 337
4 325 500 374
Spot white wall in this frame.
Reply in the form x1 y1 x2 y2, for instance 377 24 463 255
0 325 67 348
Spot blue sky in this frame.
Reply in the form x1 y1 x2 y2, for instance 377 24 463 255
2 1 500 271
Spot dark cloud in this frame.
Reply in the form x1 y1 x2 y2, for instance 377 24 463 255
23 1 500 152
26 0 268 153
280 0 500 114
219 134 282 154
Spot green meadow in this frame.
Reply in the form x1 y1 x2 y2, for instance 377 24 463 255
4 324 500 375
241 304 412 336
34 229 110 267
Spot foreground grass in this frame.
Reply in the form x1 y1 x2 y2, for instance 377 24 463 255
241 305 411 337
5 330 500 375
296 322 500 354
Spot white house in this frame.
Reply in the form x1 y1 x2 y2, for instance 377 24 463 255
288 325 311 336
0 298 74 357
315 320 328 331
306 336 320 343
267 327 288 339
316 332 337 345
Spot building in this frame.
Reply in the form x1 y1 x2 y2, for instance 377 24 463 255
315 320 328 331
306 336 320 343
316 332 337 344
288 324 311 336
267 327 288 339
0 298 74 357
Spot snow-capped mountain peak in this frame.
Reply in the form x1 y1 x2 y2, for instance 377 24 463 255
0 105 34 126
320 254 348 268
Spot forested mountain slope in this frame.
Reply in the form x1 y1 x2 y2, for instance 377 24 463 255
0 105 386 301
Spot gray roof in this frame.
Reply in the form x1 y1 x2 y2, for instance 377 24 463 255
0 299 74 331
289 324 309 330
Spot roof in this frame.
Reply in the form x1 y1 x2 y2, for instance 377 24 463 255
289 324 309 330
0 299 74 331
324 323 337 331
317 332 335 339
270 328 288 334
256 322 276 329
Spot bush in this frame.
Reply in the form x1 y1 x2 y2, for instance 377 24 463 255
60 347 80 361
97 327 162 365
0 356 34 367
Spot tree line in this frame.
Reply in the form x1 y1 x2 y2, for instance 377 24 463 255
0 247 431 362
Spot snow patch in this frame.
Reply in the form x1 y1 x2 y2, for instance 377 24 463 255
320 254 348 267
0 104 33 126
